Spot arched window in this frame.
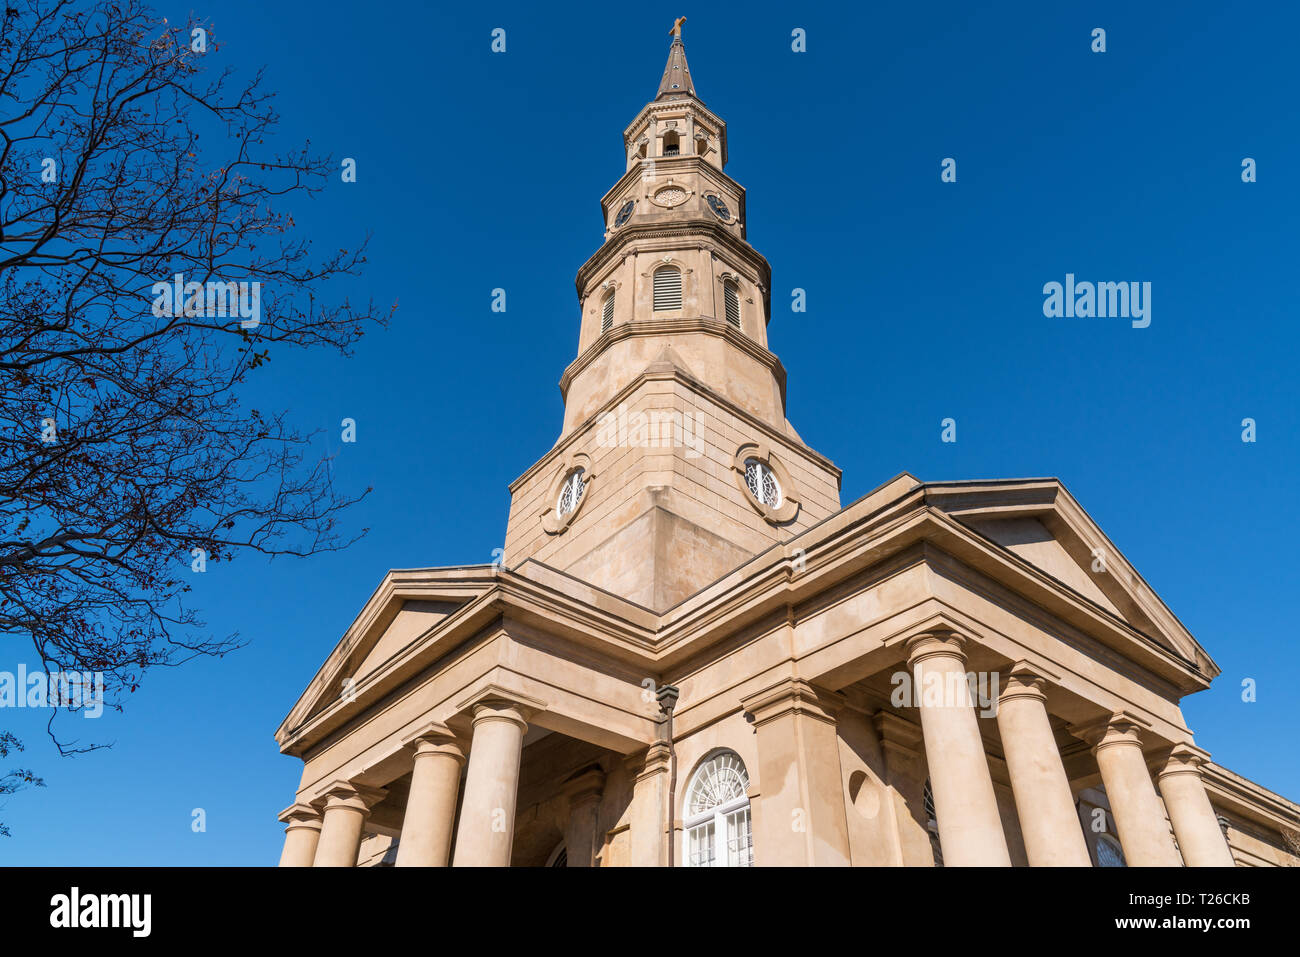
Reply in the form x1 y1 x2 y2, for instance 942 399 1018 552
1095 834 1126 867
924 778 943 867
662 130 680 156
653 265 682 312
684 751 753 867
556 468 585 519
601 290 615 333
722 279 741 329
546 843 568 867
744 459 781 508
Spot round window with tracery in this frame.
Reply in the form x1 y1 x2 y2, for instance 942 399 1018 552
744 458 782 508
556 468 585 519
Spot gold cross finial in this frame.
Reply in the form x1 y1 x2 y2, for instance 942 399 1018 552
670 17 686 40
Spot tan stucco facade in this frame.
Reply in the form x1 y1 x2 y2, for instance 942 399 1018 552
273 30 1300 868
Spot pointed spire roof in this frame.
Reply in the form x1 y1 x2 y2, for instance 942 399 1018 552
656 18 696 100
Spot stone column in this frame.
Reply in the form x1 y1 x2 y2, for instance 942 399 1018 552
312 781 387 867
995 663 1092 866
906 631 1011 866
740 676 852 866
563 765 606 867
1158 744 1236 867
395 723 466 867
277 803 323 867
452 699 531 867
1075 713 1182 866
627 743 672 866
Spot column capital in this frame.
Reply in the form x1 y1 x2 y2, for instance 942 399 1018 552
740 676 844 728
1158 742 1212 779
563 764 607 807
319 780 388 814
904 629 968 668
455 684 545 731
625 741 673 781
1068 711 1150 752
998 661 1051 704
401 721 468 762
278 803 323 830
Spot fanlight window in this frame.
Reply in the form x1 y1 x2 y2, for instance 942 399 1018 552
653 266 682 311
743 459 781 508
684 751 753 867
601 290 615 333
556 468 585 519
1095 834 1126 867
723 280 741 329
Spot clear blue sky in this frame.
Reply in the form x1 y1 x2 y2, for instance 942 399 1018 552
4 0 1297 864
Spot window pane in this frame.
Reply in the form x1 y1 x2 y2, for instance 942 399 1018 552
726 807 753 867
688 821 716 867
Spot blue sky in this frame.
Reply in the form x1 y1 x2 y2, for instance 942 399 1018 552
3 0 1297 863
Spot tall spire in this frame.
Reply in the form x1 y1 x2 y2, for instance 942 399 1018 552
656 17 696 100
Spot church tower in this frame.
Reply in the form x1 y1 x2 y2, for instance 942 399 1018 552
503 22 842 610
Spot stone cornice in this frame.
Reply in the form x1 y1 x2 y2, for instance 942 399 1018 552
556 315 786 406
919 479 1216 677
279 486 1211 764
575 218 770 297
1202 762 1300 833
277 478 1217 758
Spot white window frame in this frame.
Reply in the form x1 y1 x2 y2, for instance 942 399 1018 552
744 459 782 508
556 468 585 519
682 752 753 868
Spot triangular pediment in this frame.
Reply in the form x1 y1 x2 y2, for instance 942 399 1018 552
921 479 1216 676
276 566 500 741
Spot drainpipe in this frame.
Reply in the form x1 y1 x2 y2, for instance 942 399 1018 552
656 684 680 867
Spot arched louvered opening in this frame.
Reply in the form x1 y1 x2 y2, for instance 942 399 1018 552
662 130 680 156
653 266 682 312
723 279 741 329
601 290 615 333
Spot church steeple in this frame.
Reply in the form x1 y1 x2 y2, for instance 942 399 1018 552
501 23 842 611
656 17 696 100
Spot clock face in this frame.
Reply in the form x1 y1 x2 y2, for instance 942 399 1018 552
707 194 731 221
614 200 635 227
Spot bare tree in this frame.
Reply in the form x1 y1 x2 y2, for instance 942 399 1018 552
0 0 390 831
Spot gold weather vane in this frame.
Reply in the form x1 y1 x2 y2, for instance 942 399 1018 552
670 17 686 39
